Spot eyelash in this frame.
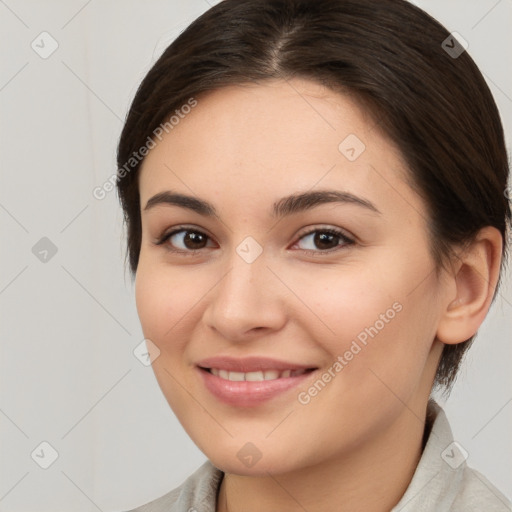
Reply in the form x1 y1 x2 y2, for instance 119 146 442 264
154 225 355 257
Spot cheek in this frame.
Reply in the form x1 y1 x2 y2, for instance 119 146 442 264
289 277 436 443
292 252 437 385
290 261 402 346
134 265 163 339
134 261 196 349
134 262 199 410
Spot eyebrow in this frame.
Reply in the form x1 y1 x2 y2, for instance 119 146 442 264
143 189 381 217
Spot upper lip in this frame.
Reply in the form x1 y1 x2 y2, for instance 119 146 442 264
197 356 316 373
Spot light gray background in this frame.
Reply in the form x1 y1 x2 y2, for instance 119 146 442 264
0 1 510 510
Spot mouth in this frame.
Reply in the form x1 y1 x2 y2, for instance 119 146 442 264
201 367 314 381
196 356 318 407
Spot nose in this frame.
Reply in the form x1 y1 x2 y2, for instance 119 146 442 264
202 247 287 342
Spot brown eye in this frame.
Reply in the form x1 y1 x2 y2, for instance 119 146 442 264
179 231 208 250
156 228 214 253
295 228 354 253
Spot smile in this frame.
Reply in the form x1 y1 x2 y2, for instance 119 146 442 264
207 368 310 381
196 356 318 407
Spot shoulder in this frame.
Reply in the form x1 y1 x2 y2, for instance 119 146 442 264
123 460 224 512
392 400 511 512
450 464 511 512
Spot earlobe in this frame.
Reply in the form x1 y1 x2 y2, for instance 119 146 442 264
436 227 503 345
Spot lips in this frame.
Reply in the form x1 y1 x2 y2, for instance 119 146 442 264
209 368 309 381
196 356 318 407
197 355 315 373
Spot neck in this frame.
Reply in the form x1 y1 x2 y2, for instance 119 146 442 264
217 404 428 512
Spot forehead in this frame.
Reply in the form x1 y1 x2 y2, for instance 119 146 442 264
137 78 423 221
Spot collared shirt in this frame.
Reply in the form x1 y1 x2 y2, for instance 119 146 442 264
126 401 511 511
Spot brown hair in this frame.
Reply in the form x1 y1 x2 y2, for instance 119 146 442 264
116 0 511 392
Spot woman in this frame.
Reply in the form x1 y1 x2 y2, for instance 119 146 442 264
116 0 511 510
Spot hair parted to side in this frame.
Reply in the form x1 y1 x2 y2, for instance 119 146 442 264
116 0 511 392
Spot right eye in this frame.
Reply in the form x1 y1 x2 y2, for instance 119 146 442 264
155 227 217 254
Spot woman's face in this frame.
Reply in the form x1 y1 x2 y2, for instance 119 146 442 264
135 78 450 475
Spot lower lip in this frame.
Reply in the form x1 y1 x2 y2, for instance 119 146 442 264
197 367 316 407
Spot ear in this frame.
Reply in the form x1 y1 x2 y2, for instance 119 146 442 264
436 226 503 345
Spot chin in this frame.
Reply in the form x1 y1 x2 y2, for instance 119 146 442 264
209 455 289 477
201 439 309 477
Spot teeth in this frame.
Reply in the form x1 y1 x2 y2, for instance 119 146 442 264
245 371 264 381
209 368 310 381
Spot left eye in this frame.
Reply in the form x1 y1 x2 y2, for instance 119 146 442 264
294 228 354 252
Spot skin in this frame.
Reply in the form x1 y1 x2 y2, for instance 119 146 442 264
134 78 502 512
